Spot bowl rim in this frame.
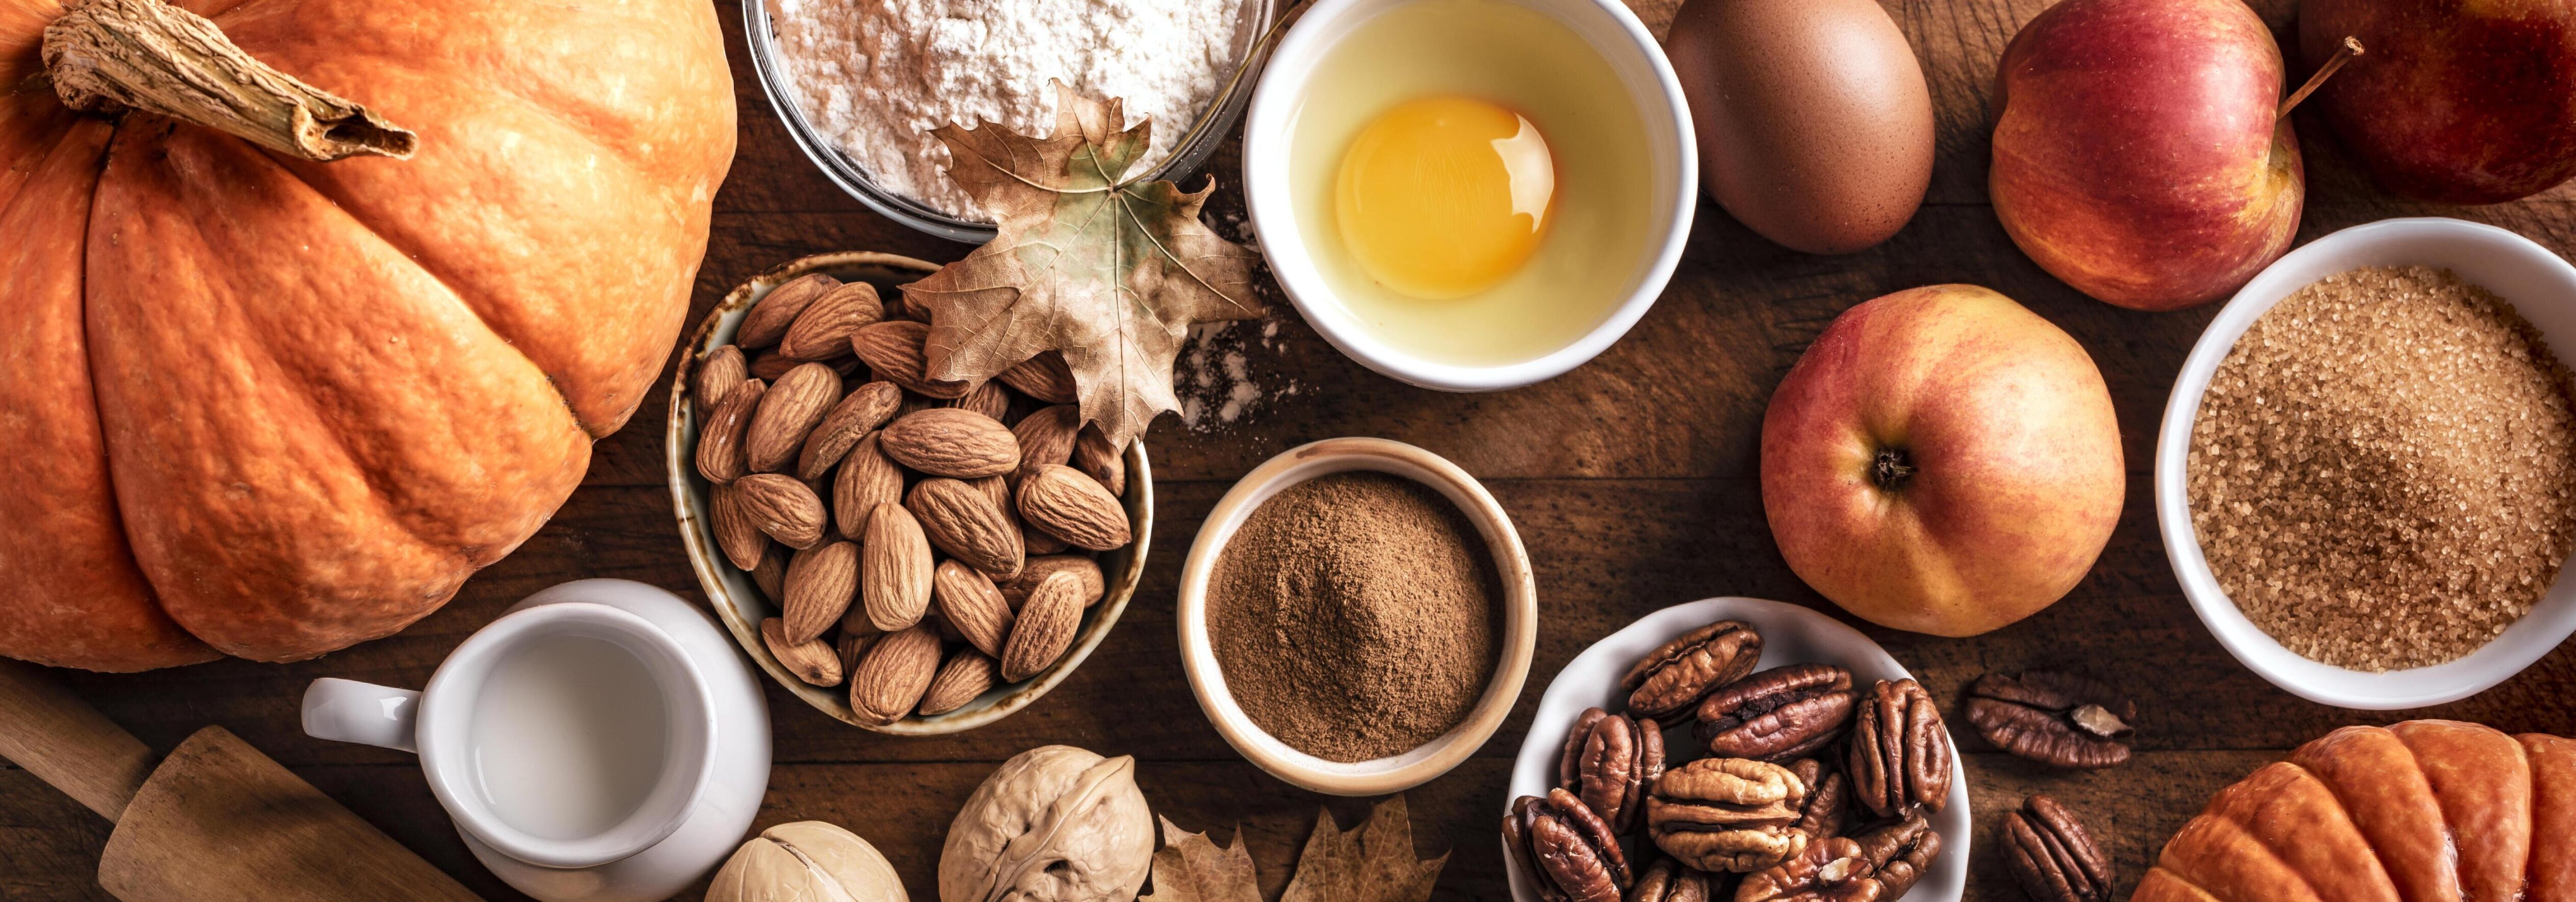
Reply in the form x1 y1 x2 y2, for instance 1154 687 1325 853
2153 216 2576 710
1175 437 1538 795
1237 0 1698 392
1500 596 1971 902
739 0 1278 244
665 251 1154 733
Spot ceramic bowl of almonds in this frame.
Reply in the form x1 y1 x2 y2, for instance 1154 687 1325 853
667 251 1151 733
1504 597 1969 902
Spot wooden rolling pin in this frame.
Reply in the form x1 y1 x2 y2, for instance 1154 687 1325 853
0 658 481 901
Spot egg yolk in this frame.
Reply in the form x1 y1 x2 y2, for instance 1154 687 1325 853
1334 96 1556 300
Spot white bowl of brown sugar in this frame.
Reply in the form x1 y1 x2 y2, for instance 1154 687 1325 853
1176 437 1538 795
2157 217 2576 710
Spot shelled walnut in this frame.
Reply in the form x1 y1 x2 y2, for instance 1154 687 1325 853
692 276 1138 725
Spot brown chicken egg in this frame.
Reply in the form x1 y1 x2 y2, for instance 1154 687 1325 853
1664 0 1934 254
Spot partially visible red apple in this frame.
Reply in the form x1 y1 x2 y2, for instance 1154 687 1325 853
1761 285 2123 637
1990 0 2302 311
2301 0 2576 204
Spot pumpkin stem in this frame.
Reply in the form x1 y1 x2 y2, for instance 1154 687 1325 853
39 0 415 161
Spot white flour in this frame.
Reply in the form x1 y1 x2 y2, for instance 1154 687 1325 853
771 0 1249 221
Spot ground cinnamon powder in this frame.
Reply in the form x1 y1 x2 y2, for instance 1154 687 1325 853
1209 471 1501 762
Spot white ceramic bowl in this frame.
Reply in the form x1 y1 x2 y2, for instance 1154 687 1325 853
1177 437 1538 795
1239 0 1696 392
2155 217 2576 710
1505 597 1969 902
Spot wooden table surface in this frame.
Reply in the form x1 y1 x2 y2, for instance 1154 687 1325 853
11 0 2576 898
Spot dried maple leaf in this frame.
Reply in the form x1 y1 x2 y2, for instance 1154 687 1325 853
1142 816 1263 902
905 81 1263 451
1280 796 1446 902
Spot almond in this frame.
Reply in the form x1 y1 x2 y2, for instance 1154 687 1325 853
746 363 842 474
951 379 1013 422
997 351 1078 404
918 651 998 716
1010 405 1080 486
696 378 766 484
881 408 1020 478
837 630 878 675
850 320 970 399
750 542 788 600
692 345 748 415
849 624 940 725
749 350 798 381
782 541 859 643
909 478 1024 577
762 617 843 687
735 473 828 549
710 483 771 571
781 282 884 360
833 432 905 540
933 560 1015 658
1071 423 1127 497
739 273 838 349
1022 521 1071 557
860 502 933 630
1001 554 1104 610
1017 465 1131 551
798 382 903 481
969 475 1011 511
1000 571 1083 682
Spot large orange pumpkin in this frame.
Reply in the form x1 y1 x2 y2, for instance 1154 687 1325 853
0 0 734 670
2137 720 2575 901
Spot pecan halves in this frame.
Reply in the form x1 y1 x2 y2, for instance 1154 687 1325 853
1644 757 1809 873
1508 788 1634 902
1628 856 1719 902
1847 678 1952 818
1695 664 1857 761
1849 812 1939 899
1965 671 2137 770
1785 758 1849 840
2003 795 2111 902
1622 620 1763 720
1561 707 1667 833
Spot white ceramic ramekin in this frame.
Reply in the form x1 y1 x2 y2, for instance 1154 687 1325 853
2156 217 2576 710
1239 0 1696 392
1177 437 1537 794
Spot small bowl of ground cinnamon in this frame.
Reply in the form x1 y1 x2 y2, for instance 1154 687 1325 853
1177 437 1538 795
2158 217 2576 709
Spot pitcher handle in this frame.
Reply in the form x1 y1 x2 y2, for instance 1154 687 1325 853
301 677 421 753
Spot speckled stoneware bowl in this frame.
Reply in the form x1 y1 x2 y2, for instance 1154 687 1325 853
667 251 1153 733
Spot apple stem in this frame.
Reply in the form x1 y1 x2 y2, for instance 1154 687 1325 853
2278 37 2364 121
1873 449 1916 491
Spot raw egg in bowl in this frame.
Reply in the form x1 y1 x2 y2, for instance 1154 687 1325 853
1243 0 1695 391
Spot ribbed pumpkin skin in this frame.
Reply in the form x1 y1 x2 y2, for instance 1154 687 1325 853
2135 720 2576 902
0 0 734 670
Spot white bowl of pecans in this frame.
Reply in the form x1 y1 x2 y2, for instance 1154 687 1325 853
667 251 1151 733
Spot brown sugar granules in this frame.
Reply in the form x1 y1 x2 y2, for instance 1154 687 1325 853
1209 471 1501 762
2188 265 2576 671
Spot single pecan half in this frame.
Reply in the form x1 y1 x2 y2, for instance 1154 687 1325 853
1622 621 1763 720
1785 759 1849 840
1696 664 1858 761
1965 671 2137 770
1847 678 1951 818
1560 707 1667 833
2003 795 2111 902
1508 788 1633 902
1627 856 1721 902
1849 812 1939 899
1644 757 1808 873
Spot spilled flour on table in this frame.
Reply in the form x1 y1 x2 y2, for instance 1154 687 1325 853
1178 319 1298 430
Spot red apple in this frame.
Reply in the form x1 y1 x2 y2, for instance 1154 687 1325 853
2301 0 2576 204
1990 0 2302 311
1760 285 2123 637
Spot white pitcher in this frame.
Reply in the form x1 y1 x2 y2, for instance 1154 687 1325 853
303 579 770 902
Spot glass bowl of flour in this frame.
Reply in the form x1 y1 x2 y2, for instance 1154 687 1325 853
748 0 1276 242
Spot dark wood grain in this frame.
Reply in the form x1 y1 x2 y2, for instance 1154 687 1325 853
9 0 2576 898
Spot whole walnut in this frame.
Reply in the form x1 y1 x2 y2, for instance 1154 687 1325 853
940 746 1153 902
708 821 907 902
